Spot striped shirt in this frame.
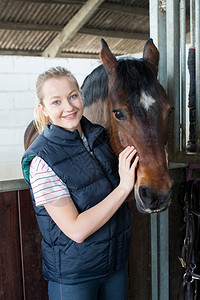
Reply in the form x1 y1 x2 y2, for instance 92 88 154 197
30 156 70 206
29 133 91 206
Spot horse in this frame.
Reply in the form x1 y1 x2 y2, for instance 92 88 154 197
24 38 173 214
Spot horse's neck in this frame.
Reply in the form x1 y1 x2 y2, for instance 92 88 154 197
24 121 39 150
83 98 110 128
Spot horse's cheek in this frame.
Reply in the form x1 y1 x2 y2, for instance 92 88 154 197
117 129 130 148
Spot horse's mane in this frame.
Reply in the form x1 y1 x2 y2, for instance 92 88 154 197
81 57 161 120
81 64 108 107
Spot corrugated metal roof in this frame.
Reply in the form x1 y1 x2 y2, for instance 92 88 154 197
0 0 189 58
0 0 150 57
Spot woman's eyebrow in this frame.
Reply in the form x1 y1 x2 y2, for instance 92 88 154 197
69 90 77 95
49 96 61 100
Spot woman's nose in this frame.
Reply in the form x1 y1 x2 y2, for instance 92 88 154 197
62 99 73 111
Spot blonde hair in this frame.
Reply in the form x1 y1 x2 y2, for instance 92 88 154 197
34 66 81 133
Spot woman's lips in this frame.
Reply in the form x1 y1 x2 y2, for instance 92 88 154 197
62 112 77 120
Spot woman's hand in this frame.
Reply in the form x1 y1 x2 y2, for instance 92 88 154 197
118 146 139 193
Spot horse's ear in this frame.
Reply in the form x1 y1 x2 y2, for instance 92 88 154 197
100 38 117 75
143 38 159 77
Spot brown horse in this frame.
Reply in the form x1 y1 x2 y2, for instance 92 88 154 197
24 38 173 214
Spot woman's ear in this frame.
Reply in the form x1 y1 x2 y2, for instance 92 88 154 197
39 104 48 117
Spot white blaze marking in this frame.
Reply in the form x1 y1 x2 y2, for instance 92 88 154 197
140 91 155 110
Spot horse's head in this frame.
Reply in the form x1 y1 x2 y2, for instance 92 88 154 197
100 38 173 214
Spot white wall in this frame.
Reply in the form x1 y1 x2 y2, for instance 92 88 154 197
0 56 100 181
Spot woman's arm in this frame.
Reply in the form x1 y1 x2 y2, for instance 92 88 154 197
44 146 139 243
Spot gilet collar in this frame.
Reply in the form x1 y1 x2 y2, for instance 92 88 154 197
43 116 104 149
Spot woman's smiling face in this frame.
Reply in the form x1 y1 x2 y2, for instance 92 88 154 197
40 77 83 134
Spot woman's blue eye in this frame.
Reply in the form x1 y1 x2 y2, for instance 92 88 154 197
53 100 60 105
71 94 78 100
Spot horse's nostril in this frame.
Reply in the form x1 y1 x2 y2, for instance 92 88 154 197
139 186 153 202
139 186 171 211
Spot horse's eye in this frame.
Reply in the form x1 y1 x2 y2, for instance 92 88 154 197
168 107 174 117
113 110 127 120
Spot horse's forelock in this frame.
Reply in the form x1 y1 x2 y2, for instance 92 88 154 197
114 58 162 120
115 58 159 97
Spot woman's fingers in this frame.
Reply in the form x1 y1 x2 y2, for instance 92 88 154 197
119 146 137 165
130 155 139 171
119 146 139 173
119 146 135 156
118 146 139 192
125 148 137 163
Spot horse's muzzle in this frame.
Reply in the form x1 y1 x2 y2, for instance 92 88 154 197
134 185 172 214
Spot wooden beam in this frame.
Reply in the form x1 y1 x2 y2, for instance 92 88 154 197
0 21 148 40
0 49 100 58
58 52 99 58
12 0 149 17
101 3 148 16
42 0 105 57
0 49 42 56
79 28 148 40
13 0 85 4
0 21 62 32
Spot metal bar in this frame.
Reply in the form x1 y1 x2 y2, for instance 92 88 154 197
190 0 195 47
149 1 167 88
149 1 168 299
195 1 200 153
158 210 169 300
151 214 159 300
149 4 160 298
166 0 180 159
180 0 186 152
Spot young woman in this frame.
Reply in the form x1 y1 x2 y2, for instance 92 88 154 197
21 66 139 300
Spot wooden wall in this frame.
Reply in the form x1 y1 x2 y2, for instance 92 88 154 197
128 201 151 299
0 190 48 300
